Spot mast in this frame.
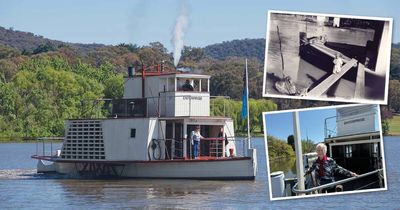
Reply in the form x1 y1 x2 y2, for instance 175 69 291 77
293 111 305 194
246 59 251 151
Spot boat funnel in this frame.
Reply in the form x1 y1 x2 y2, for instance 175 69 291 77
128 66 135 77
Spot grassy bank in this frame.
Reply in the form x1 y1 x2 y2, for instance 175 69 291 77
388 114 400 135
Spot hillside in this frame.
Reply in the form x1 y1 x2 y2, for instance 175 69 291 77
0 26 105 55
0 26 399 138
204 38 265 62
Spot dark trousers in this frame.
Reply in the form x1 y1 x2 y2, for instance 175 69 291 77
320 178 335 193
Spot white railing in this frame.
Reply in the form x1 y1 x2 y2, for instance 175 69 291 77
324 110 378 138
35 137 63 157
292 169 383 194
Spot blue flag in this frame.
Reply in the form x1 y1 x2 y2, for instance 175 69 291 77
241 66 247 119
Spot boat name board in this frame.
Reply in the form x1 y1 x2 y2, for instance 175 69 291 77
183 96 203 100
344 118 365 125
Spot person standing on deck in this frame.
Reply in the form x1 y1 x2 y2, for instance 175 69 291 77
191 126 203 159
305 143 357 193
333 53 344 74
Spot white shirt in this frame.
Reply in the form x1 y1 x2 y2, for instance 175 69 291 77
191 130 203 142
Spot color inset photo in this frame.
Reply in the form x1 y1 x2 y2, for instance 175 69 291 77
263 11 393 104
263 104 387 200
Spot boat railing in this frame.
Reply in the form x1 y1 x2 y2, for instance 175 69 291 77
291 169 383 194
153 136 240 160
101 95 232 118
155 95 232 117
35 137 64 157
324 109 378 138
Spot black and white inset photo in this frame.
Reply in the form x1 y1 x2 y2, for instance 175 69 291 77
263 11 393 104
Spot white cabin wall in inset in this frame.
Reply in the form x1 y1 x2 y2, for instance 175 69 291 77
103 118 153 161
375 21 392 77
336 105 376 136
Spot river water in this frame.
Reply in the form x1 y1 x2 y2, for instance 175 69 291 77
0 137 399 209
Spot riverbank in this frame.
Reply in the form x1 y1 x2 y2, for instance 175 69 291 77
389 114 400 135
0 137 63 143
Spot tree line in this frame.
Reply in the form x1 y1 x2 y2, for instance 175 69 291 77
0 39 273 137
1 26 400 137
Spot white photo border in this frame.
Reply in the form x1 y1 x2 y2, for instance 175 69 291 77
262 10 393 105
262 104 388 201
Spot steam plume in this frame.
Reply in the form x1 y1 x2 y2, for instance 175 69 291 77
172 4 189 67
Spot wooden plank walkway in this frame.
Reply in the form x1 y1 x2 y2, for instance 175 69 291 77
310 42 351 61
307 58 358 97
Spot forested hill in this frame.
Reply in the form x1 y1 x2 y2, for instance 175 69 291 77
0 26 399 138
0 27 273 137
0 26 105 55
204 38 265 62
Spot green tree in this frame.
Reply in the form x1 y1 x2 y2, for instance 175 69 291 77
390 47 400 79
389 80 400 112
287 135 295 151
0 59 18 82
210 98 276 133
104 74 124 99
1 59 104 137
267 135 295 160
302 139 315 153
0 44 20 59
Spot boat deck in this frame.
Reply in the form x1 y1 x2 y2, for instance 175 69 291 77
31 155 251 164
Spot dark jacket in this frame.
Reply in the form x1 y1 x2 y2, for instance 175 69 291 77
307 157 353 182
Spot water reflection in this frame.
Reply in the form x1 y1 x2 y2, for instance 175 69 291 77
269 157 297 178
50 178 262 208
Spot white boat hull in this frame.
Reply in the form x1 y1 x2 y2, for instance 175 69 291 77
34 149 257 180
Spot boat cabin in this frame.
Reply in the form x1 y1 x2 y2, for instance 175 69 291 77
59 66 237 162
323 105 383 190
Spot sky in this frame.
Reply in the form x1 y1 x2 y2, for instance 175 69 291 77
0 0 398 52
264 105 380 143
265 108 335 143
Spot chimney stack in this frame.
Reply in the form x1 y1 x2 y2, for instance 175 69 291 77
128 66 135 77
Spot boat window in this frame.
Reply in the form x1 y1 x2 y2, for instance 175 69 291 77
193 79 200 91
131 128 136 138
177 78 194 91
372 143 379 157
111 99 147 117
201 79 208 92
345 145 352 158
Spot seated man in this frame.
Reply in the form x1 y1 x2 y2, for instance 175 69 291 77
182 79 194 91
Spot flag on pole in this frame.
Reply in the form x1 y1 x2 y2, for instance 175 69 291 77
241 62 248 120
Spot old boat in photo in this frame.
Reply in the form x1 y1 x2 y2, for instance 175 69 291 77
32 65 257 180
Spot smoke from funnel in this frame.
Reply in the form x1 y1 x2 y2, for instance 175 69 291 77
172 4 189 67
